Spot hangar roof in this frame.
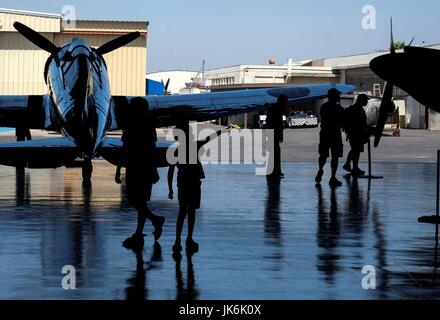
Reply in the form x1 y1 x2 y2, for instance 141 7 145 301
0 7 62 18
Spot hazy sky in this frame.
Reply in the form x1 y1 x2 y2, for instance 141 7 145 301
2 0 440 72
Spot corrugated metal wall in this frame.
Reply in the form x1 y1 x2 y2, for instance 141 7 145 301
0 32 52 94
0 12 58 94
0 12 147 96
0 12 60 32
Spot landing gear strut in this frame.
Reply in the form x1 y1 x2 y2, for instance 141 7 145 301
82 159 93 181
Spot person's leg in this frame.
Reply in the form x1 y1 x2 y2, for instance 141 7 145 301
319 156 326 171
316 155 327 183
186 206 199 252
352 149 361 171
274 141 281 175
187 207 196 241
345 150 353 167
331 156 339 179
174 205 187 252
122 202 147 249
135 206 148 236
329 146 343 187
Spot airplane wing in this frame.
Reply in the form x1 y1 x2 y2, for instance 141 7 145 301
0 95 58 130
110 84 356 129
0 137 80 168
98 136 175 168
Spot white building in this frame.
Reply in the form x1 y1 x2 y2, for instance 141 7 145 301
147 70 205 94
205 59 337 88
316 44 440 130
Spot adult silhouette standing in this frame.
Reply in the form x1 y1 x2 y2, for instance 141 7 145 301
267 95 287 179
122 97 165 250
315 88 346 188
343 94 369 177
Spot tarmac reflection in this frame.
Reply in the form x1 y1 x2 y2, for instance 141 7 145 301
0 162 438 299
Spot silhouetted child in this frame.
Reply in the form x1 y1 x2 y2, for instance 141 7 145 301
122 97 165 250
171 122 221 255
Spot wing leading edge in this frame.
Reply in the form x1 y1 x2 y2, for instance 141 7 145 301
0 137 79 168
0 95 57 130
110 84 355 129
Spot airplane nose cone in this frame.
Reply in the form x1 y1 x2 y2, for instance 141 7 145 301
370 54 393 81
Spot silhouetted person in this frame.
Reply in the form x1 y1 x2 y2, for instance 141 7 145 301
315 88 345 188
168 122 221 256
16 127 31 142
267 95 287 178
170 122 204 256
122 97 165 250
343 94 369 176
170 123 221 256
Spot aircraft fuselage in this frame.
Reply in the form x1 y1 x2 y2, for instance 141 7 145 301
46 38 112 159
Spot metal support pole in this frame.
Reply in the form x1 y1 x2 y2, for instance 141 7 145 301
436 149 440 217
359 137 383 180
368 138 372 177
418 149 440 224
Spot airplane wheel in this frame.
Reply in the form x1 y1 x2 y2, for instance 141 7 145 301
82 160 93 181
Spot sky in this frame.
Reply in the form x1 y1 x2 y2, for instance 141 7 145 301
2 0 440 72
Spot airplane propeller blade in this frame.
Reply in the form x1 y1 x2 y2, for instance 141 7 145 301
13 22 58 54
374 17 396 148
164 78 171 93
96 32 141 55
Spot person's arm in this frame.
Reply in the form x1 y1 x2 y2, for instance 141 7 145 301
167 165 175 199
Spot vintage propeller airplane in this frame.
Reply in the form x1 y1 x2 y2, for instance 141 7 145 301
0 22 355 181
370 18 440 147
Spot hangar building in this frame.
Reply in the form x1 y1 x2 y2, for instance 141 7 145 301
0 8 148 96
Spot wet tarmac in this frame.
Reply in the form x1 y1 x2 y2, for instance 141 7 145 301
0 161 439 300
